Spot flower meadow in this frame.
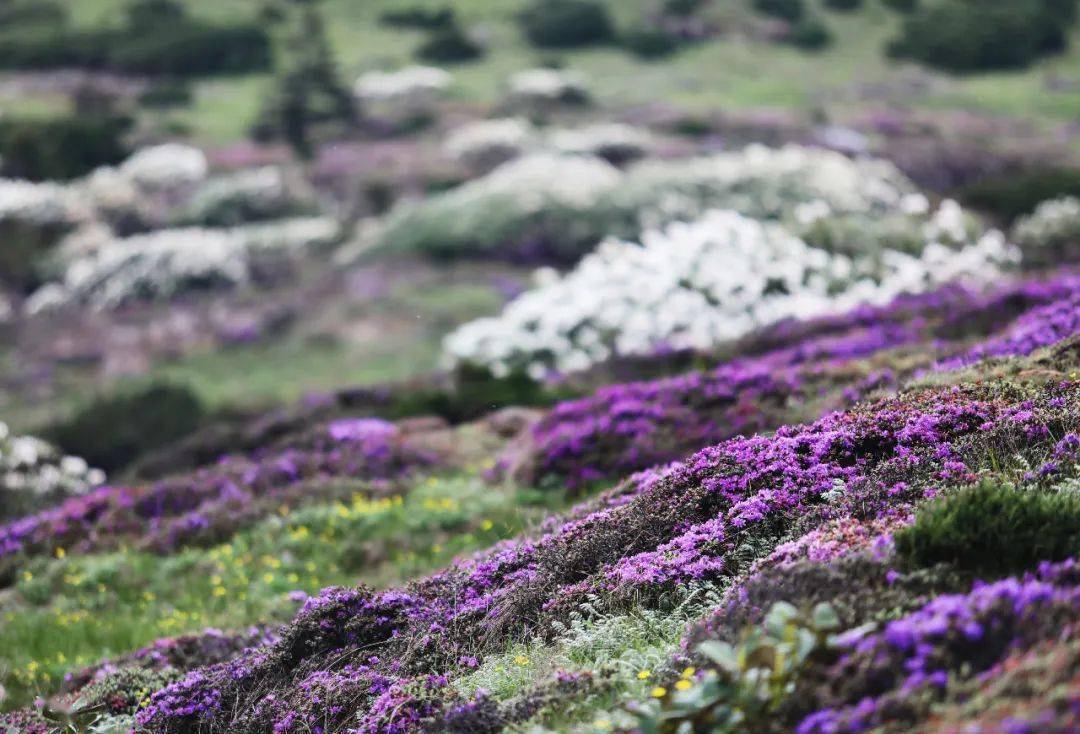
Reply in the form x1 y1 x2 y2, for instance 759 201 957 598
5 121 1080 734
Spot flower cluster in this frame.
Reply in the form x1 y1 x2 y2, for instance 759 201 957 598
443 117 538 172
443 209 1015 377
355 66 452 114
177 166 316 228
118 144 209 191
506 68 591 107
0 421 104 521
0 417 438 564
1012 195 1080 267
504 272 1080 485
26 217 339 312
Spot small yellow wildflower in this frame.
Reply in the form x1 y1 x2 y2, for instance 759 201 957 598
263 573 275 584
681 667 696 679
514 655 529 666
593 719 612 731
674 679 692 691
650 686 667 698
636 669 651 680
480 519 494 531
55 547 65 559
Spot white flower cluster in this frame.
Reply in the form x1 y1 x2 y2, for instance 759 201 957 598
506 68 591 106
377 153 623 259
444 118 539 171
27 217 339 312
443 210 1017 377
179 166 315 227
0 178 82 227
355 66 452 113
444 119 654 172
118 143 209 191
0 420 104 514
1012 196 1080 264
548 123 654 163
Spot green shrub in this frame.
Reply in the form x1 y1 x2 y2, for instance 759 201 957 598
110 23 271 76
958 167 1080 223
887 0 1077 72
620 28 680 59
753 0 804 23
0 0 66 27
379 6 455 30
824 0 862 10
46 383 207 473
0 115 130 181
790 16 832 49
894 480 1080 577
519 0 615 48
663 0 708 16
881 0 917 12
125 0 186 29
137 79 194 108
416 23 485 63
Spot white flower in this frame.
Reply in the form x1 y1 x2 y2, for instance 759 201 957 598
444 118 539 170
0 427 104 509
444 207 1014 377
1012 196 1080 261
355 66 452 111
507 68 590 104
120 143 208 190
547 123 653 162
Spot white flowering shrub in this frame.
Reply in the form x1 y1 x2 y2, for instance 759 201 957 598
547 123 654 164
374 153 623 262
443 210 1017 377
355 66 452 114
0 421 105 520
376 144 934 264
1012 196 1080 267
178 167 317 227
27 217 340 312
0 178 84 289
118 143 209 191
444 118 540 171
506 68 591 107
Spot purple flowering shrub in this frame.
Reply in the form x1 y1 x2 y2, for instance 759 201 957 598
0 418 439 576
507 273 1080 487
128 352 1079 732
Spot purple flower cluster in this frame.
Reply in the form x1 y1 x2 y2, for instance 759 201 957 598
134 369 1080 732
515 273 1080 486
0 418 436 566
798 560 1080 734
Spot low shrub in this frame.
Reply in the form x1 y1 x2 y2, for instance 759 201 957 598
824 0 862 9
137 79 194 108
789 16 832 50
0 115 130 181
887 0 1078 72
881 0 917 12
0 0 66 26
415 23 485 63
753 0 804 23
379 6 455 30
519 0 615 49
109 22 271 76
894 479 1080 577
620 28 681 59
663 0 708 16
959 167 1080 223
46 383 207 473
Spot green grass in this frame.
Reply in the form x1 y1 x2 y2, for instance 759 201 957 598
28 0 1080 144
0 474 569 711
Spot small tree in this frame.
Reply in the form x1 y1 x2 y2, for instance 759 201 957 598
253 0 358 158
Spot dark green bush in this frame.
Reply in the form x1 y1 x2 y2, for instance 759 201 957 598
620 28 680 59
881 0 917 12
519 0 615 48
895 480 1080 577
663 0 708 16
790 16 832 49
824 0 862 10
958 167 1080 223
110 23 272 76
125 0 186 29
46 383 207 473
379 6 455 30
888 0 1078 72
0 0 66 27
753 0 804 23
138 79 194 108
0 115 130 181
415 23 485 63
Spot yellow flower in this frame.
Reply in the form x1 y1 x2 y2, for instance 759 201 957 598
480 519 494 531
213 586 227 597
650 686 667 698
263 573 275 584
514 655 529 666
55 547 66 559
675 679 692 691
593 719 612 730
681 667 696 679
21 571 32 582
636 669 651 680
